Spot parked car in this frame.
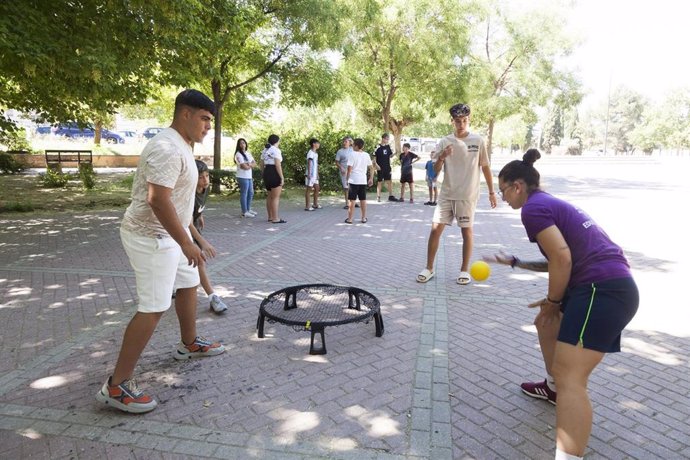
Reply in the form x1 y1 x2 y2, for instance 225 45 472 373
117 130 138 143
35 123 124 144
141 127 164 140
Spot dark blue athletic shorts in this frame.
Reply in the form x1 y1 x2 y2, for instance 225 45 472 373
558 277 639 353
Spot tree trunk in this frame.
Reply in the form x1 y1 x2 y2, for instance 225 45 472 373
211 80 223 194
486 117 495 161
390 119 403 155
94 120 102 145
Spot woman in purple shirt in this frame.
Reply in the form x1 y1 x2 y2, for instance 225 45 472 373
485 149 638 460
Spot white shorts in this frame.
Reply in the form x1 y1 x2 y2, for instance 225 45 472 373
305 177 319 187
120 228 200 313
432 199 476 228
340 173 348 189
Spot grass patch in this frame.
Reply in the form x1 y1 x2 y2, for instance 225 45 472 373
0 172 134 214
0 170 344 215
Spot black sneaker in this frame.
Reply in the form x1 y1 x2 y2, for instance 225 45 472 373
388 196 398 202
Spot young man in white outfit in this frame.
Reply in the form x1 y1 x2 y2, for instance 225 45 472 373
416 103 497 285
96 89 225 414
345 138 375 223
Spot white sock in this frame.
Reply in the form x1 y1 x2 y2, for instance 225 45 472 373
555 448 582 460
547 374 557 392
208 292 217 299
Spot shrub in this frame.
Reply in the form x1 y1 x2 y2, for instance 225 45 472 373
118 172 135 189
1 201 35 213
0 152 25 174
79 163 96 189
210 169 239 194
249 126 379 193
40 168 70 188
0 125 32 152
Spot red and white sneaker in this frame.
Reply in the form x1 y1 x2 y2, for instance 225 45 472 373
520 379 557 405
174 336 225 360
95 377 157 414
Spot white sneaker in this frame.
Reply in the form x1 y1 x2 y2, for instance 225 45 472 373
246 210 257 216
210 295 228 313
243 212 256 218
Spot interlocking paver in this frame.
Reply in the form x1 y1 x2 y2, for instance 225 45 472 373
1 156 689 458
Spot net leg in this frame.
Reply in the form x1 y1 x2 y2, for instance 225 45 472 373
309 326 327 355
347 289 361 310
257 313 266 338
374 312 384 337
284 288 298 310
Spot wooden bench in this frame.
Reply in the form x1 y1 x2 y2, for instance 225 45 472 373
44 150 93 171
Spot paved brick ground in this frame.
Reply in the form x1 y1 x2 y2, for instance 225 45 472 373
1 155 689 459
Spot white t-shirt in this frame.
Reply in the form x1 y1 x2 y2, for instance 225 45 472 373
306 150 318 180
432 132 489 202
121 128 197 238
261 145 282 165
347 150 372 185
235 150 255 179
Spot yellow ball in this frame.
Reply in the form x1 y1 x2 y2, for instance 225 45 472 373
469 260 491 281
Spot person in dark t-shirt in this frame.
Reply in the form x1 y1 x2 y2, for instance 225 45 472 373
373 133 398 202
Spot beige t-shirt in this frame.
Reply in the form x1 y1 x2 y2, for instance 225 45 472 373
431 132 489 202
121 128 198 238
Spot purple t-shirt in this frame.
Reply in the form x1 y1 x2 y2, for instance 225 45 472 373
522 190 630 288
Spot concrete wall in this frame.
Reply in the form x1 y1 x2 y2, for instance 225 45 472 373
8 153 213 169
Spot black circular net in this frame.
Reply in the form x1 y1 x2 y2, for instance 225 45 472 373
260 284 380 329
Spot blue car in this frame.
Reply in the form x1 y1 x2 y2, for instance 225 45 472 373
35 123 124 144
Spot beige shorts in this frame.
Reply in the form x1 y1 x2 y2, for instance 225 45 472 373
432 199 476 228
121 228 200 313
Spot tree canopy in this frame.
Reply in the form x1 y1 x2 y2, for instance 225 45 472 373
0 1 160 125
9 1 686 160
340 0 473 152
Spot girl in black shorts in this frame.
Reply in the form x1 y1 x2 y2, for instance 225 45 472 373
484 149 638 460
260 134 286 224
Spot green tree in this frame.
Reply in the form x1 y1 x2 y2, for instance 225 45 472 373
340 0 471 153
0 1 160 140
148 1 343 192
462 0 582 157
493 114 528 153
631 87 690 154
541 105 563 153
606 86 646 154
524 124 535 149
561 107 582 155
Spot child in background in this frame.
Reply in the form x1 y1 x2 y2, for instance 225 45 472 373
190 160 229 314
424 156 438 206
345 138 375 224
398 143 420 203
305 138 321 211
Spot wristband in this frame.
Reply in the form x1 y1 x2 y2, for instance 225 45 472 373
510 256 519 269
546 296 562 305
489 192 496 195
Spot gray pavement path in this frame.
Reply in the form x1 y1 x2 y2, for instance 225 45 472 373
1 155 689 459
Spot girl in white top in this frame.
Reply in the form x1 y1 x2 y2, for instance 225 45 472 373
260 134 286 223
234 138 257 217
304 138 321 211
